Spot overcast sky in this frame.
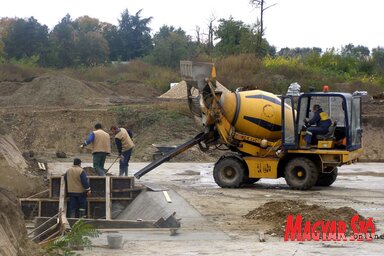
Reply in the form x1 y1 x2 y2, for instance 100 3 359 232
1 0 383 51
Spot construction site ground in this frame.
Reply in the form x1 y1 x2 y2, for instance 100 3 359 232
1 74 384 255
47 158 384 256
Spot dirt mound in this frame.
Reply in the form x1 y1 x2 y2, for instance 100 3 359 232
0 188 42 256
0 81 24 96
159 81 230 99
0 74 106 107
244 200 364 236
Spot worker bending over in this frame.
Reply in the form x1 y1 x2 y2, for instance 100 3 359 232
81 123 111 176
110 126 135 176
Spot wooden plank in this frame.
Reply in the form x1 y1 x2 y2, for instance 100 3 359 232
111 187 142 193
27 189 49 199
58 177 65 213
163 191 172 203
20 198 59 202
36 217 157 229
58 176 70 229
105 176 111 220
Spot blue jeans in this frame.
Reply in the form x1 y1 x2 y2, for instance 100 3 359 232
305 126 329 145
68 193 87 218
93 152 107 176
119 149 132 176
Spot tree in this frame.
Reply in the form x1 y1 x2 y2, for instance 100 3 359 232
73 16 110 66
0 18 16 59
214 17 252 56
278 47 322 58
341 43 370 60
372 47 384 74
102 23 122 61
76 31 109 66
49 14 77 67
149 25 191 68
73 16 101 33
118 9 153 60
249 0 276 56
3 17 48 61
207 14 216 56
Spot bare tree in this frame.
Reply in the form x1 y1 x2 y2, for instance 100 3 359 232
207 14 216 56
250 0 277 56
195 26 201 45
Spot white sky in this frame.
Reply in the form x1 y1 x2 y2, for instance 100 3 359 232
1 0 383 51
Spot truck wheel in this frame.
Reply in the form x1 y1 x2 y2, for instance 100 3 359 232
284 157 318 190
316 167 338 186
213 157 245 188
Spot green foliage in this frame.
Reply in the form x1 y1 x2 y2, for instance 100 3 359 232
214 17 247 56
45 218 100 256
3 17 49 62
341 44 370 59
49 14 77 68
214 52 384 94
102 24 121 61
118 9 153 60
76 31 109 66
147 25 192 68
214 17 272 57
113 102 191 130
372 47 384 74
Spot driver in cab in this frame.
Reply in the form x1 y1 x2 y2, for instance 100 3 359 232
303 104 332 149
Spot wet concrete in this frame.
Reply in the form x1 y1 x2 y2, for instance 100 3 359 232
48 161 384 255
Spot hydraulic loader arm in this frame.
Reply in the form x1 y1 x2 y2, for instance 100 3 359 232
134 132 208 179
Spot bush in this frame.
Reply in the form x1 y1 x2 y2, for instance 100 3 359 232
45 218 100 256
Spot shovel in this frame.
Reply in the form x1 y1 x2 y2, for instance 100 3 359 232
105 156 120 173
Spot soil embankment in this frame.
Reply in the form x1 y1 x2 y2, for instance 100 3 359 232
0 188 42 256
0 74 383 162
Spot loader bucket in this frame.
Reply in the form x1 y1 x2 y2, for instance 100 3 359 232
180 61 214 91
181 61 214 117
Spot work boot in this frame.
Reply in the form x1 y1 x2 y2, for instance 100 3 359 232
119 167 128 176
79 208 86 218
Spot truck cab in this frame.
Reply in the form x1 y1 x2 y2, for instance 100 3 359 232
282 91 362 152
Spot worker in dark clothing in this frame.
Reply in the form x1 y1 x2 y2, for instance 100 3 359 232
110 126 135 176
303 104 332 149
64 158 91 218
80 123 111 176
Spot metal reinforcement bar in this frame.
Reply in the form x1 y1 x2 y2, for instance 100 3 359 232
134 132 207 179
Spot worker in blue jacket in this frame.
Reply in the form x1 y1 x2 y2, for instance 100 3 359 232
303 104 332 149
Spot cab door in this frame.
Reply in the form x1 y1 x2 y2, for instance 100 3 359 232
281 96 297 149
349 96 362 150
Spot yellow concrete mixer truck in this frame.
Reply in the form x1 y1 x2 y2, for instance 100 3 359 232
134 61 363 190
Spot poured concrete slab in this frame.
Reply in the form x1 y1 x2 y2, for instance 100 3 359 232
116 190 204 226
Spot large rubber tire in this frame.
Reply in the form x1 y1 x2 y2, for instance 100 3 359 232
316 167 338 186
213 157 246 188
284 157 319 190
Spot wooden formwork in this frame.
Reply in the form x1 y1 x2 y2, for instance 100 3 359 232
21 176 141 220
